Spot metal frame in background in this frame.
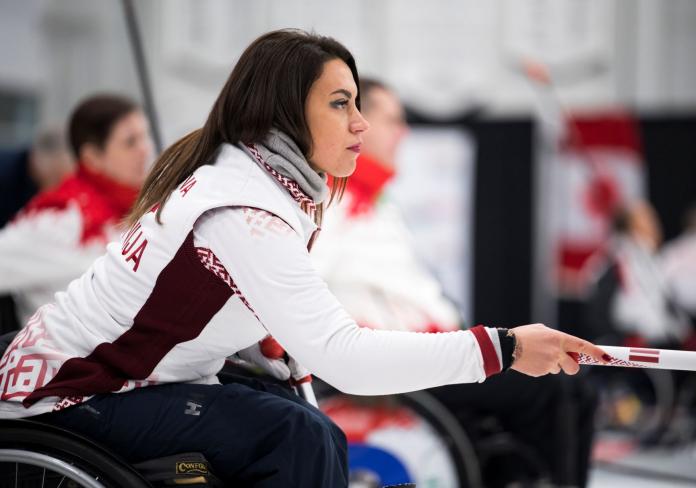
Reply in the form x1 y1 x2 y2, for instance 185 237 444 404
121 0 163 154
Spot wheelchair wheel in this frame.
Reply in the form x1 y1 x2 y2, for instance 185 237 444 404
317 386 482 488
0 419 150 488
660 373 696 446
593 367 675 443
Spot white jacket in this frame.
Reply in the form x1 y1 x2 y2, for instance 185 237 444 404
612 237 689 341
0 144 500 418
661 231 696 316
0 167 135 325
312 187 461 333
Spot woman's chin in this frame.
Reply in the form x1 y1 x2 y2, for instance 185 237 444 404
331 169 355 178
336 158 358 177
313 156 357 178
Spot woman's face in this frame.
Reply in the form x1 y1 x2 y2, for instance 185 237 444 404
83 110 154 188
305 59 369 177
361 86 408 169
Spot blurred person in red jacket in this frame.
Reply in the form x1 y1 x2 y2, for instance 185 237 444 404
0 94 153 329
312 78 598 487
312 78 459 333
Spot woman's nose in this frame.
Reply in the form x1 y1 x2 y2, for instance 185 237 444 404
351 110 370 133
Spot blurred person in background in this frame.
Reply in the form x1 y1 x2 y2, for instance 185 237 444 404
312 78 598 488
311 78 460 333
0 94 153 331
0 127 75 332
661 203 696 325
0 127 75 228
584 200 691 347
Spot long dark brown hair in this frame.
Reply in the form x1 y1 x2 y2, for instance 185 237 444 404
126 29 360 227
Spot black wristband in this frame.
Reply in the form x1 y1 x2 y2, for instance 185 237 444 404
496 328 516 371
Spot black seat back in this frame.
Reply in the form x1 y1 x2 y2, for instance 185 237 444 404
0 330 18 357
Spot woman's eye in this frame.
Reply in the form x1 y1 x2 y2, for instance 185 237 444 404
330 99 349 109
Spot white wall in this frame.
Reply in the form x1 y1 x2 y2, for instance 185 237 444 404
0 0 140 128
1 0 695 142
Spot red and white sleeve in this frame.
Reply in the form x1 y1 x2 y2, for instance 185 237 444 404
195 206 497 394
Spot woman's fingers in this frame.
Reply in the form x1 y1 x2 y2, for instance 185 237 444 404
509 324 608 377
561 334 609 363
559 352 580 375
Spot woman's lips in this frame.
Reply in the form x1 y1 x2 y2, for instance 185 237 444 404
347 144 361 153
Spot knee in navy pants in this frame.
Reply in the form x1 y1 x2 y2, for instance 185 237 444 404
40 379 349 487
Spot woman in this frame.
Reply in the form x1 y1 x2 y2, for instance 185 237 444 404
0 94 152 327
0 30 607 487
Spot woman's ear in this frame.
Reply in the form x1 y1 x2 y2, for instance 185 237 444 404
80 143 103 172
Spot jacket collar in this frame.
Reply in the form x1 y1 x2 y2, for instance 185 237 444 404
344 153 395 215
76 164 140 217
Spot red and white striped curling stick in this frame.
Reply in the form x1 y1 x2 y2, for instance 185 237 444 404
572 347 696 372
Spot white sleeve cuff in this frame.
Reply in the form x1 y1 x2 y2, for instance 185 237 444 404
486 327 503 370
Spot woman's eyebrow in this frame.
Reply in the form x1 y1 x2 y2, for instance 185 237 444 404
330 89 352 98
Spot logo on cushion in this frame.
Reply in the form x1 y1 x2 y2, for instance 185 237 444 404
175 462 209 475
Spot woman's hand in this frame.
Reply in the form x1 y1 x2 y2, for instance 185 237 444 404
237 336 311 384
509 324 609 377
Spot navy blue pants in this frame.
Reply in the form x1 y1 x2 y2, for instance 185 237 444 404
40 376 348 487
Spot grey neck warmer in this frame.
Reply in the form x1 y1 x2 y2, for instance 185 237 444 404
243 129 329 204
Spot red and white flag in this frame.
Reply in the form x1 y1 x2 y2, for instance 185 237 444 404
552 110 646 295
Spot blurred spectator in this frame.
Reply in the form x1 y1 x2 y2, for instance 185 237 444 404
0 94 153 331
0 127 74 228
311 78 460 333
0 128 75 332
312 78 597 487
661 203 696 323
584 200 690 346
